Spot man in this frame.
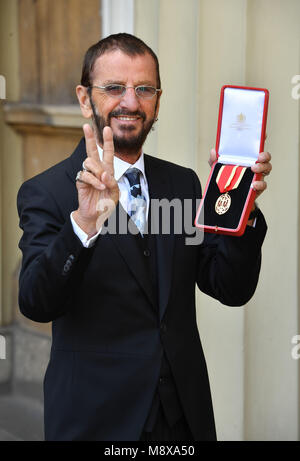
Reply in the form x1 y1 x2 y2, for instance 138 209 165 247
17 33 271 441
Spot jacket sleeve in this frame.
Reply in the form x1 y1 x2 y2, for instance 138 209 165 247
191 169 267 306
17 178 92 322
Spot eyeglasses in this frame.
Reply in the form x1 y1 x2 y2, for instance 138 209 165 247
89 84 161 99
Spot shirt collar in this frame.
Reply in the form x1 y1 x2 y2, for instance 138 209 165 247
96 144 146 181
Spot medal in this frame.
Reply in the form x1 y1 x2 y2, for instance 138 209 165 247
215 164 246 214
215 192 231 215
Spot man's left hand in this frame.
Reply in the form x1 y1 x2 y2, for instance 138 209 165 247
209 149 272 199
250 151 272 198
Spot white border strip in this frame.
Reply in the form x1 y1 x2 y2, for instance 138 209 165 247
102 0 135 38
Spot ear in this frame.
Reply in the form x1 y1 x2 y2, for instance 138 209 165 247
76 85 93 119
154 89 162 119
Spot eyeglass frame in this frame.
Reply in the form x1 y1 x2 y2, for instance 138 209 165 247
88 84 162 99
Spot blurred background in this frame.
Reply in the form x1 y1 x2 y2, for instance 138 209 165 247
0 0 299 441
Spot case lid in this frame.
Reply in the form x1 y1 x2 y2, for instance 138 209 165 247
217 86 269 167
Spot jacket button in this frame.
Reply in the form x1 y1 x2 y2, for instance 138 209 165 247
62 255 75 275
159 377 164 385
160 323 167 333
143 249 151 257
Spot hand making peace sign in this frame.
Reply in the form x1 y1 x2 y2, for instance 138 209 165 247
73 124 120 238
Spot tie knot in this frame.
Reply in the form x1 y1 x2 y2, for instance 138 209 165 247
124 167 141 187
124 168 143 198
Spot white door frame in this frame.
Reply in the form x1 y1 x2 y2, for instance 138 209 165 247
102 0 135 37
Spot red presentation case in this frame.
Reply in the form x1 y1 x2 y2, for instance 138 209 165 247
195 85 269 236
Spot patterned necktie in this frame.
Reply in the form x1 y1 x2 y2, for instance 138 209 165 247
124 167 146 235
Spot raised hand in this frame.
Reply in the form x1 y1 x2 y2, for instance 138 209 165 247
250 151 272 198
73 124 119 238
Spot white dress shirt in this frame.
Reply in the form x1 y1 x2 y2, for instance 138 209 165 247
70 145 149 248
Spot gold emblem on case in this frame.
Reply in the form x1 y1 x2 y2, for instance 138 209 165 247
237 112 246 123
230 112 250 131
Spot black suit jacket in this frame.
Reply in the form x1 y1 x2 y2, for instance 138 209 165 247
17 138 267 441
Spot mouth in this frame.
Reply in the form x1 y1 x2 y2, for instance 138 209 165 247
113 115 142 122
109 110 146 124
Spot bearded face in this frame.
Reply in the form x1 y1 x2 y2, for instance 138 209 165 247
84 50 161 158
89 96 158 156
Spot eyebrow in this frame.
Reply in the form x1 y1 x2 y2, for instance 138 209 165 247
100 80 157 87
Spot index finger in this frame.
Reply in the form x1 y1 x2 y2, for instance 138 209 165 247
83 124 99 162
102 126 115 167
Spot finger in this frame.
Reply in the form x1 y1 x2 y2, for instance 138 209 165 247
208 148 217 167
251 180 267 193
83 157 104 179
76 170 106 191
101 170 118 190
251 162 272 175
257 151 271 163
83 124 99 162
102 126 115 169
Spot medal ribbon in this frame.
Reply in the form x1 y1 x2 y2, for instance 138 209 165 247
216 165 246 193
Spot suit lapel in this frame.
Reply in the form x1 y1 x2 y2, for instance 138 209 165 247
144 155 175 321
108 154 176 319
106 203 157 310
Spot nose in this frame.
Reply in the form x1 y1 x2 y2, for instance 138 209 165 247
119 87 140 111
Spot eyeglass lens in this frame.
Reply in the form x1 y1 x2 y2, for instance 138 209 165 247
105 85 156 99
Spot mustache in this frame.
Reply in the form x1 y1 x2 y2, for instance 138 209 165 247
108 109 146 122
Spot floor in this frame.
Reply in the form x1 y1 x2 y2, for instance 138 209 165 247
0 393 44 441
